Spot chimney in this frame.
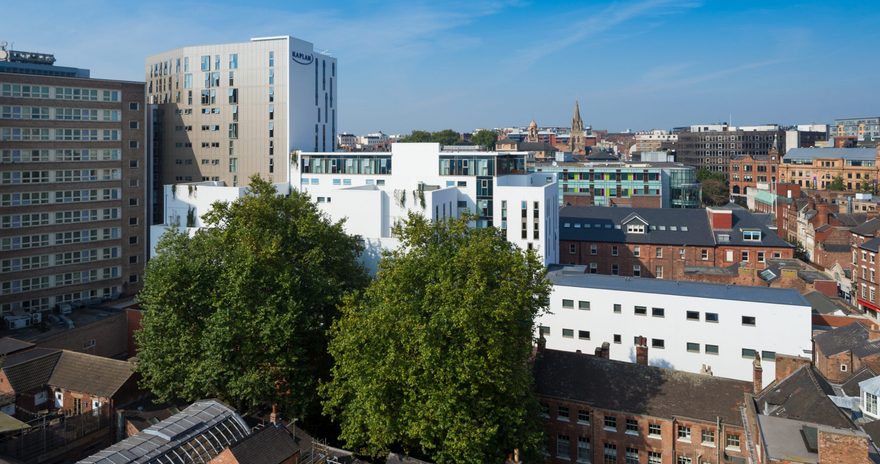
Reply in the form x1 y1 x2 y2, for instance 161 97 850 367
700 364 714 376
595 342 610 359
707 208 733 230
753 353 763 395
270 403 278 425
866 323 880 343
816 202 830 227
635 336 648 365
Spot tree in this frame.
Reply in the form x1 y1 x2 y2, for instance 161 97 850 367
700 178 729 206
828 175 845 191
431 129 461 146
399 130 433 143
471 129 498 150
137 176 368 420
696 168 725 182
322 214 549 464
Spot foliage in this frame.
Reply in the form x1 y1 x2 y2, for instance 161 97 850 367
471 129 499 150
792 240 810 262
399 129 462 146
700 178 729 206
399 130 434 143
828 175 845 191
322 214 550 464
696 168 725 182
136 175 368 420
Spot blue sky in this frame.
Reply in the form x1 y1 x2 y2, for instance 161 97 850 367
4 0 878 134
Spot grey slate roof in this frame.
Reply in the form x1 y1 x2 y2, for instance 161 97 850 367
548 265 811 307
784 147 877 161
756 366 854 429
813 322 880 358
852 218 880 237
840 367 877 397
534 349 751 426
48 351 134 398
833 213 870 227
227 425 299 464
78 400 250 464
0 338 34 356
861 237 880 253
1 348 61 393
559 206 791 248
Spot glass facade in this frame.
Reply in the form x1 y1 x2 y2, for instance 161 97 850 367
300 154 391 175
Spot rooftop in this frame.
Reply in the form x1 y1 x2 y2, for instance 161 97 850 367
784 147 877 162
757 415 869 463
813 321 880 358
548 265 810 307
534 349 751 426
225 425 299 464
48 351 134 398
756 366 854 429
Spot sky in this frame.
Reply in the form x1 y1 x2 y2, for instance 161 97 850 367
3 0 879 134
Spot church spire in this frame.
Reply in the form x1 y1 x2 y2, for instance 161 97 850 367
570 99 585 154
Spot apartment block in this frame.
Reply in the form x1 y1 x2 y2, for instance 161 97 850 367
145 36 336 189
675 124 785 175
0 51 146 317
779 146 880 191
537 265 812 387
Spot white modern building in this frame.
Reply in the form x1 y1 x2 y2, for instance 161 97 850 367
145 36 336 188
293 142 559 271
537 265 812 388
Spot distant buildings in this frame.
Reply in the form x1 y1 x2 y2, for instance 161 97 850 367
633 129 677 154
537 265 812 386
779 146 880 191
675 123 786 175
145 36 337 188
834 117 880 142
729 152 779 197
558 205 792 280
0 48 147 317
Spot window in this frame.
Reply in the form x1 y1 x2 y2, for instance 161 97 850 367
741 251 749 262
867 392 878 415
569 243 576 254
762 350 776 361
128 236 138 245
655 265 663 279
558 406 570 421
705 312 719 323
129 217 138 225
129 140 138 148
633 246 641 257
687 342 700 353
652 307 664 318
625 447 639 464
591 244 598 255
613 304 621 313
652 338 665 349
129 159 138 168
578 330 590 340
614 334 621 343
611 264 619 275
578 410 590 424
648 452 662 464
129 198 138 206
626 223 645 234
648 423 661 437
612 245 618 256
633 265 641 277
677 425 691 441
539 326 550 336
743 230 761 241
742 316 756 326
635 306 647 316
562 329 574 338
705 344 719 355
656 247 663 258
701 249 709 260
625 418 638 434
603 444 617 464
129 274 138 283
677 457 692 464
557 435 570 459
129 102 139 110
589 262 597 274
577 437 590 464
129 120 139 129
562 299 574 309
540 402 549 417
726 434 740 450
604 415 617 431
129 255 138 264
758 251 766 263
702 429 715 445
686 311 699 320
742 348 757 359
579 300 590 310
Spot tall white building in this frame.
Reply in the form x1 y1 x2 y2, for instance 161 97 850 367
145 36 336 189
537 265 812 388
293 143 559 271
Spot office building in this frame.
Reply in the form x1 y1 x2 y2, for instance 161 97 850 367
834 117 880 142
676 123 785 175
0 48 147 317
293 142 558 271
537 265 812 387
145 36 336 188
729 152 778 197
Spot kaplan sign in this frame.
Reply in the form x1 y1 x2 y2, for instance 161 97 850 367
291 51 313 65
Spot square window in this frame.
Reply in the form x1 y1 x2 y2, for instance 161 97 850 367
539 326 550 336
129 160 138 168
129 236 138 245
578 330 590 340
652 338 665 349
652 307 664 318
558 406 570 421
677 425 691 441
648 423 661 437
648 452 662 464
129 178 139 187
726 434 740 450
625 418 638 433
562 299 574 309
613 304 622 313
562 328 574 338
129 140 138 148
129 102 140 110
129 217 138 225
129 255 138 264
687 342 700 353
613 334 621 344
128 274 138 283
578 410 590 424
129 198 138 206
705 344 719 355
578 300 590 310
686 311 699 320
702 429 715 445
742 316 756 326
129 120 139 129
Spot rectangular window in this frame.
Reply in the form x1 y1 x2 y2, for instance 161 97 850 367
604 415 617 431
562 328 574 338
867 392 878 415
612 245 618 256
557 434 570 459
742 348 757 359
762 350 776 361
686 311 699 320
677 425 691 441
705 312 719 323
677 457 692 464
577 437 590 464
648 452 662 464
701 249 709 260
652 338 665 349
634 306 647 316
651 307 664 318
633 265 641 277
569 243 576 254
625 418 638 434
741 251 749 262
743 230 761 241
742 316 756 326
611 264 619 275
687 342 700 353
578 300 590 310
648 423 661 437
726 434 740 450
702 429 715 445
613 304 622 313
633 245 640 257
706 344 719 355
590 244 598 255
656 247 663 258
603 444 617 464
539 326 550 336
557 406 569 421
578 410 590 424
578 330 590 341
562 299 574 309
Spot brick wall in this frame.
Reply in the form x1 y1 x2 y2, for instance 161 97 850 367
774 354 811 384
817 429 871 464
36 311 128 359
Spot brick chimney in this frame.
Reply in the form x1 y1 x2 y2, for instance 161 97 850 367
594 342 610 359
865 322 880 343
707 208 733 230
753 353 763 395
635 336 648 366
270 403 278 425
816 201 830 227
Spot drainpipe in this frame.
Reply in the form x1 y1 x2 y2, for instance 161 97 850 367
717 416 723 464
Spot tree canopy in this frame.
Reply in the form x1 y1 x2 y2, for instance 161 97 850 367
322 214 549 464
136 176 368 419
398 129 463 145
828 175 845 191
471 129 499 150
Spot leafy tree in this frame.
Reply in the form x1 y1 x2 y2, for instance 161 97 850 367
399 130 433 143
471 129 498 150
137 176 368 420
432 129 462 146
828 175 845 191
322 214 549 464
700 178 729 206
696 168 725 182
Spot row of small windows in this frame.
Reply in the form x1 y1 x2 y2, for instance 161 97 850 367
1 189 120 207
0 83 120 102
1 267 120 295
0 106 123 122
0 128 123 141
0 228 121 251
1 169 121 185
559 300 757 324
1 149 120 163
1 208 120 229
562 222 690 232
1 247 120 274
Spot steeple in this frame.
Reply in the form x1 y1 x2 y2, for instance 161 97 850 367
570 100 585 154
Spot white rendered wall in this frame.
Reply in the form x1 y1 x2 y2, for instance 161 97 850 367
536 282 812 387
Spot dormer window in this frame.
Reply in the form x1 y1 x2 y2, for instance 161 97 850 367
626 224 645 234
743 230 761 242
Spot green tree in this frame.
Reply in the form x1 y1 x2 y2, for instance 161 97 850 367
696 168 725 182
431 129 461 146
137 176 368 420
399 130 433 143
322 214 549 464
828 175 845 191
700 178 729 206
470 129 498 150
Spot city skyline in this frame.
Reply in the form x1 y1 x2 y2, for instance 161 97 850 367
4 0 879 134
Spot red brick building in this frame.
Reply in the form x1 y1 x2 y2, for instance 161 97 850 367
812 320 880 384
730 153 778 198
560 206 793 280
852 219 880 315
534 347 752 464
